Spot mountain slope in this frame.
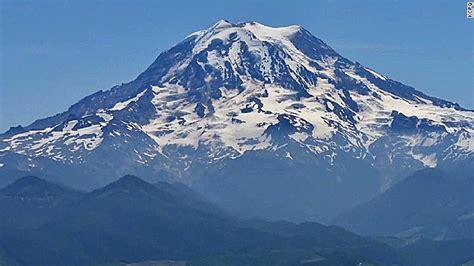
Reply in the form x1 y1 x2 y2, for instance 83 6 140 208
332 168 474 240
0 20 473 221
0 175 393 265
0 176 83 232
1 175 473 265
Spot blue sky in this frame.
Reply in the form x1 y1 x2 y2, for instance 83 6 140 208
1 0 473 131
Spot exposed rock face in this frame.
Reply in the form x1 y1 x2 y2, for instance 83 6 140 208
1 20 472 221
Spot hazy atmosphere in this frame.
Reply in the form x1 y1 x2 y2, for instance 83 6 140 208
0 1 473 265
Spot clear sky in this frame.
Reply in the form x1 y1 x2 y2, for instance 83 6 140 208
1 0 473 132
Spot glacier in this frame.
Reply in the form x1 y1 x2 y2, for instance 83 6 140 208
1 20 472 221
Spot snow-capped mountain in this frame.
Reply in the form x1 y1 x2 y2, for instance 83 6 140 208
1 20 473 220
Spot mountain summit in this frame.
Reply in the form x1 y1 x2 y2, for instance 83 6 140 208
1 20 473 220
